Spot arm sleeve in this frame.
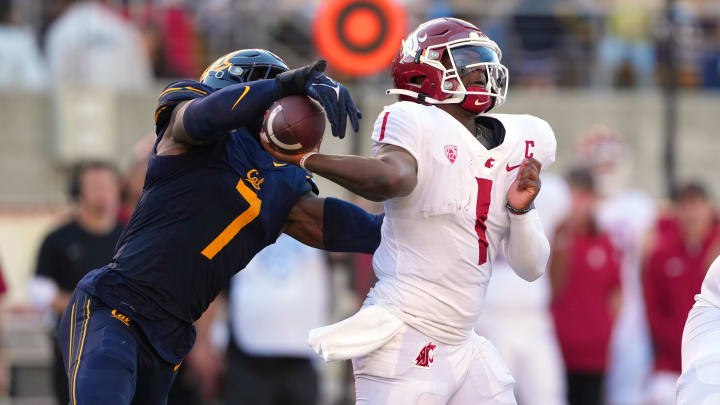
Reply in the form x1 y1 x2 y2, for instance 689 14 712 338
504 209 551 281
322 197 384 254
181 79 282 142
154 80 216 136
370 105 422 162
154 79 282 143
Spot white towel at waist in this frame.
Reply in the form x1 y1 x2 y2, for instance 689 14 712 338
308 305 404 362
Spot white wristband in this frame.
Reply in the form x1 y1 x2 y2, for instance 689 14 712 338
299 152 318 170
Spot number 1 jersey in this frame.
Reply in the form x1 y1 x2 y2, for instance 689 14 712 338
365 101 556 344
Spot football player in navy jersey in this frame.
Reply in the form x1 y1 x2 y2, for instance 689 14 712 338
58 49 381 405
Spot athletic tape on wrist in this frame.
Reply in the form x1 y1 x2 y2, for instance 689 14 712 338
299 152 318 169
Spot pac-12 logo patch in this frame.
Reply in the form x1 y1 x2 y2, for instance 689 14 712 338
444 145 457 164
414 342 436 368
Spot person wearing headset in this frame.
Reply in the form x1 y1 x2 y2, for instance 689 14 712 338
28 161 123 405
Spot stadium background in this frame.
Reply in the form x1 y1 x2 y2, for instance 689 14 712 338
0 0 719 404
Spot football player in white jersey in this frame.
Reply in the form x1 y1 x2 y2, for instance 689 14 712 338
263 17 556 405
677 255 720 404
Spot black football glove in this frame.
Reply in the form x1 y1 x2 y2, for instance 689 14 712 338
276 60 361 139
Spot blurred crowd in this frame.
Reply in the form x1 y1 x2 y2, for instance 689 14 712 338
1 0 720 90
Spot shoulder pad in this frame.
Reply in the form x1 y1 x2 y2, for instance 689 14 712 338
154 80 215 136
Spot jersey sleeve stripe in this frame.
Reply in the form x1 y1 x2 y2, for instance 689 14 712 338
379 111 390 141
67 301 76 373
71 297 91 405
154 106 167 123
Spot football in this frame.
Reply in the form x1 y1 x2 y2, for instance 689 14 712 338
261 95 326 154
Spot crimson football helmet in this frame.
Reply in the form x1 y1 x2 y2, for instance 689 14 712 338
387 18 508 114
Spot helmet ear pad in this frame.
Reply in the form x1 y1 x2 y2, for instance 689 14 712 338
459 85 492 114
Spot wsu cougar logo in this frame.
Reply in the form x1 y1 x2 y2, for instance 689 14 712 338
414 342 436 368
444 145 458 164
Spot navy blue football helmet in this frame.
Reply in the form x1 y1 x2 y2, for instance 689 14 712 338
200 49 289 89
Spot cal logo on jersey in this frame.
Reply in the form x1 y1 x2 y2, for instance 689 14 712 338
245 169 264 190
110 309 131 327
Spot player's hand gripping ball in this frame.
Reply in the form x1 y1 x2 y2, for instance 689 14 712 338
261 96 326 154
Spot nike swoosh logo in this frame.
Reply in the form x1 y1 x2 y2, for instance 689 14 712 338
418 33 427 42
475 99 489 106
313 80 341 100
231 86 250 110
506 163 521 171
272 162 287 167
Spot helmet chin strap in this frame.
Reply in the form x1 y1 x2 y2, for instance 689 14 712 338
386 88 464 104
387 87 493 114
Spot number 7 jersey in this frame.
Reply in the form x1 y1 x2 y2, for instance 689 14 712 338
366 101 556 344
77 81 316 364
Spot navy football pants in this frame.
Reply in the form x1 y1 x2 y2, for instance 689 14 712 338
58 291 181 405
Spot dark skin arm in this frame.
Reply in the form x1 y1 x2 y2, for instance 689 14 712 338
261 137 418 202
155 100 197 156
273 138 416 247
283 193 325 248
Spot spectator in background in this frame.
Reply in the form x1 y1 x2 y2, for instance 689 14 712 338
0 255 9 394
642 182 720 405
594 0 656 88
575 126 656 405
151 0 203 78
700 17 720 88
0 0 46 89
45 0 152 90
198 234 331 405
118 134 154 225
550 168 623 405
27 161 123 405
509 0 564 87
475 172 570 405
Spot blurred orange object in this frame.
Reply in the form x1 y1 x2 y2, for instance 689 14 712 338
313 0 407 76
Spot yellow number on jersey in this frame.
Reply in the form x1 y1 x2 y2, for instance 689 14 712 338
201 179 262 259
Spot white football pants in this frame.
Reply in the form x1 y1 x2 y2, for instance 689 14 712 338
676 305 720 405
352 324 517 405
475 311 566 405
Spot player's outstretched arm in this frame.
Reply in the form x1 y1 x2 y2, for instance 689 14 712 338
262 141 418 202
158 60 360 154
504 158 550 281
284 193 383 254
161 79 284 152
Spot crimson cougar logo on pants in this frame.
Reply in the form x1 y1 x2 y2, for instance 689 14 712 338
414 342 436 367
